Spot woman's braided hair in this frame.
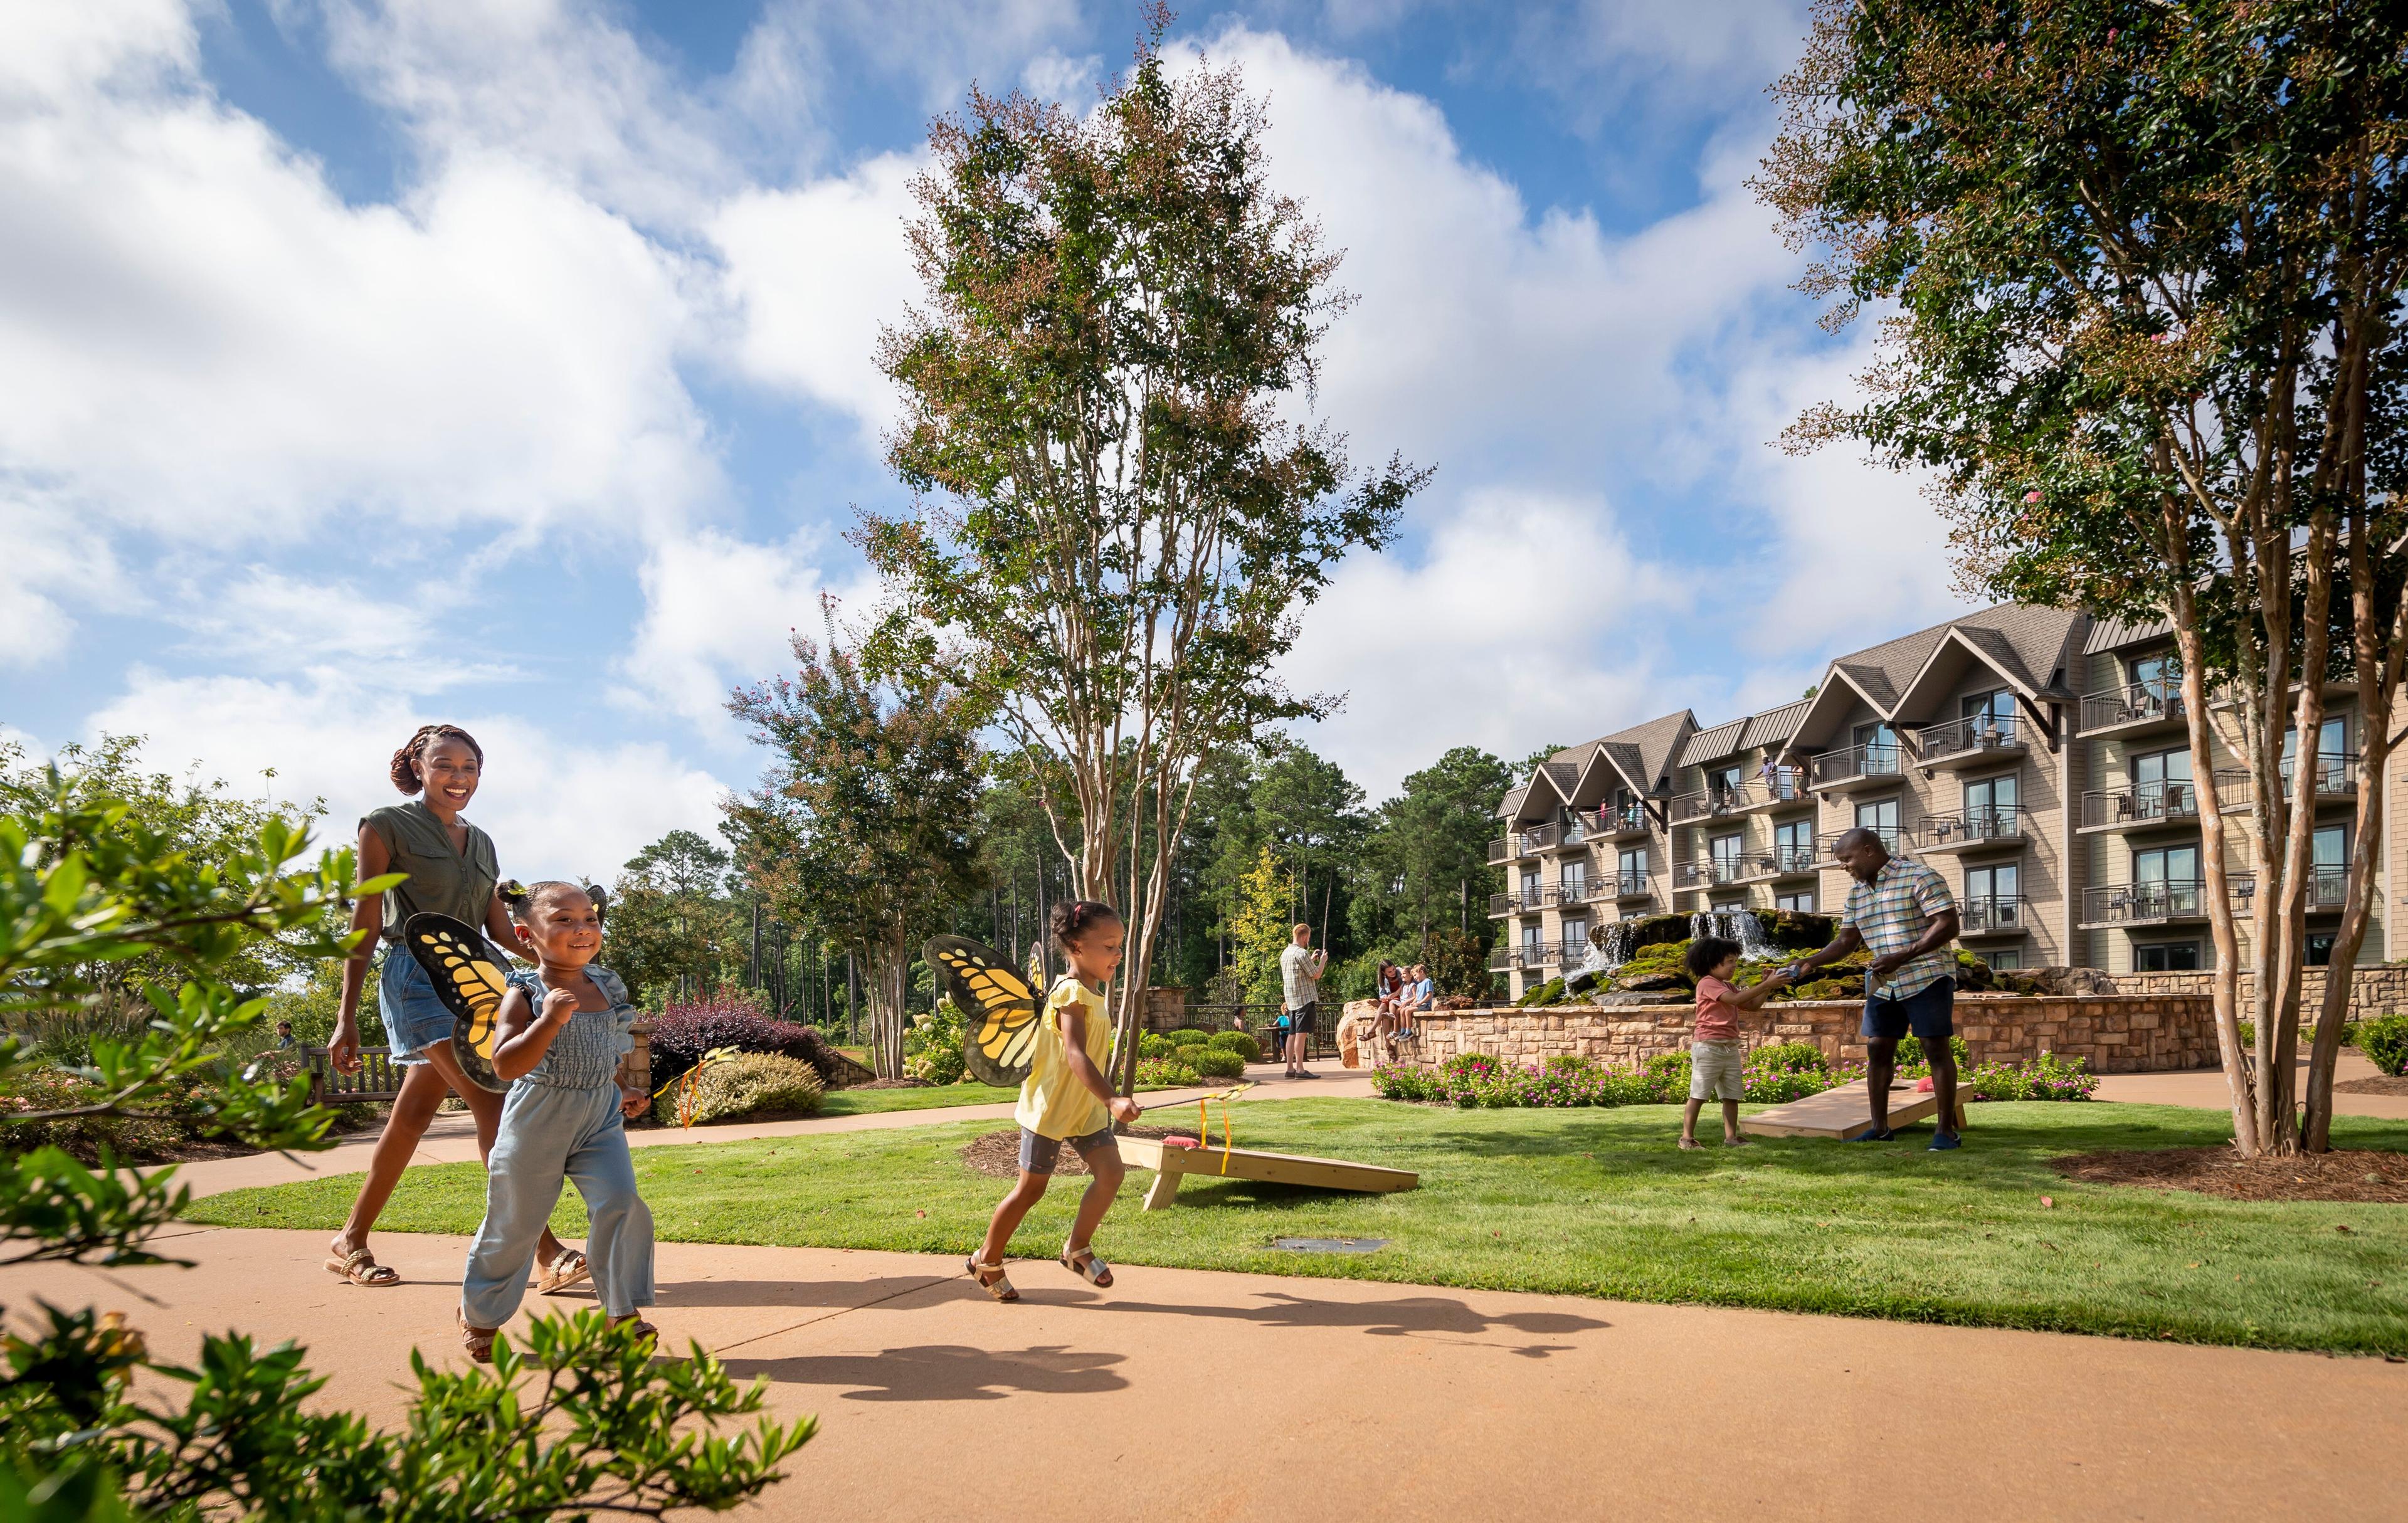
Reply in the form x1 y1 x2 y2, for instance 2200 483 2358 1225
1048 899 1119 954
389 724 484 794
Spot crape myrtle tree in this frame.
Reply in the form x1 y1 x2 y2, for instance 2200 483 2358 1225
1761 0 2407 1155
726 611 988 1080
607 828 746 1006
0 762 811 1515
857 8 1428 1091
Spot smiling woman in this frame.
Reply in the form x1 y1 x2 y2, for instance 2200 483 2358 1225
319 723 574 1292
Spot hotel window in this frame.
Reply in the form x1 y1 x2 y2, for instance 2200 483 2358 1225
1855 797 1899 846
2131 746 2192 816
1561 917 1588 951
1776 889 1815 913
1963 772 2018 831
1618 847 1646 887
1519 868 1540 903
1774 818 1811 870
1984 950 2022 971
1521 923 1543 954
2135 942 2201 972
1961 688 2017 741
1967 862 2019 907
2131 651 2180 690
1560 859 1588 898
2283 716 2350 793
1852 721 1899 768
1710 897 1746 914
1710 832 1744 877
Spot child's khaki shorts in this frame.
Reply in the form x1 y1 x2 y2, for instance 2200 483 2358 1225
1689 1040 1746 1102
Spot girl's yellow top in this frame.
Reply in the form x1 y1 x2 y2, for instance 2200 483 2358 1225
1015 975 1112 1140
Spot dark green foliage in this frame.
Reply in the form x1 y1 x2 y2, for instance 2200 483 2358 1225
1185 1047 1246 1081
1207 1030 1262 1064
2360 1015 2408 1077
1168 1028 1213 1048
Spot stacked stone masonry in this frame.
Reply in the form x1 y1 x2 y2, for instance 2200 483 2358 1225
1402 994 2219 1075
2116 965 2408 1023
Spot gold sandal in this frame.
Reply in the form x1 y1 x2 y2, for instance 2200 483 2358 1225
457 1308 499 1364
325 1246 400 1287
1060 1246 1114 1288
536 1248 591 1295
966 1256 1019 1302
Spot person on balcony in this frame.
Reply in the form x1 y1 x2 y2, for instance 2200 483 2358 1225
1790 828 1963 1150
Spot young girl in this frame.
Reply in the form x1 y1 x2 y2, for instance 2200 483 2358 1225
456 882 656 1361
1679 937 1790 1149
968 900 1143 1302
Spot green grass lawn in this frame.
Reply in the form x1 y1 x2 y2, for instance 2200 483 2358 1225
187 1099 2408 1354
814 1082 1022 1117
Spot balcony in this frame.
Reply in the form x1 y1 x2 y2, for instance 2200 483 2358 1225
1558 813 1590 848
1610 872 1651 902
2081 676 2185 738
1911 808 2025 855
1587 803 1654 840
1673 861 1725 891
1486 823 1558 863
1558 939 1591 966
1489 947 1513 972
1668 770 1810 825
1491 887 1555 916
2078 772 2247 833
1809 743 1904 793
1814 826 1903 863
2281 752 2357 802
1914 714 2028 772
1524 941 1563 967
2080 877 2254 929
1558 876 1600 906
1958 895 2030 936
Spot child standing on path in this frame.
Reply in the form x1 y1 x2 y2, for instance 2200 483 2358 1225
1680 937 1790 1149
457 882 656 1361
968 900 1142 1303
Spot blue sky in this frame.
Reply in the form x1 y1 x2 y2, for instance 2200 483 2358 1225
0 0 1960 880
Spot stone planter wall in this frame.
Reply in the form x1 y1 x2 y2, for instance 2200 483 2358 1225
2116 964 2408 1023
1400 993 2219 1075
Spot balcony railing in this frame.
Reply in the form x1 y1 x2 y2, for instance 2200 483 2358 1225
1669 770 1809 823
2078 769 2254 828
1610 872 1650 899
1487 824 1560 862
1560 813 1590 846
1673 861 1723 890
1916 714 2022 762
1558 876 1596 905
2306 864 2350 912
1489 947 1513 971
1525 941 1562 967
2280 752 2357 799
1558 939 1591 966
1588 803 1652 838
2081 675 2185 734
2082 877 2256 926
1911 807 2024 851
1815 826 1901 863
1958 895 2029 934
1810 744 1903 788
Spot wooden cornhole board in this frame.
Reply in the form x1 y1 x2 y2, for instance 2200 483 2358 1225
1116 1135 1418 1211
1740 1078 1967 1141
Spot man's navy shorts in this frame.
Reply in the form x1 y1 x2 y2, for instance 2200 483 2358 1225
1862 977 1955 1042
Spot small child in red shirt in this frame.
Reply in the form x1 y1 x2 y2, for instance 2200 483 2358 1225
1679 936 1791 1149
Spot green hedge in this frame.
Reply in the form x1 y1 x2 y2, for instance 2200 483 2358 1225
1186 1047 1247 1080
1207 1030 1262 1063
1168 1028 1213 1048
2360 1014 2408 1077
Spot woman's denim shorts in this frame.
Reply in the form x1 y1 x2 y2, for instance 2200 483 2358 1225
378 946 457 1065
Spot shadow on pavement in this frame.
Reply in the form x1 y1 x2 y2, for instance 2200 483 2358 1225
994 1285 1608 1354
653 1276 949 1309
719 1342 1129 1400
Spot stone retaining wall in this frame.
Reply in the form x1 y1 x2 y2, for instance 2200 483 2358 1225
1400 993 2219 1075
2116 964 2408 1023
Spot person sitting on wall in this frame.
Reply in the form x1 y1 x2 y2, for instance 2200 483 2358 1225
1371 960 1405 1038
1788 828 1963 1149
1393 963 1434 1041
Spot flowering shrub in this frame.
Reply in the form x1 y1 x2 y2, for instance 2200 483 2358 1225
1965 1051 2098 1101
1750 1041 1829 1075
1136 1056 1200 1087
904 1000 969 1084
647 991 813 1085
1138 1032 1179 1061
1371 1046 2094 1109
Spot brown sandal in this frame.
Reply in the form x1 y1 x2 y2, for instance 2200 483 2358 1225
966 1256 1019 1302
536 1248 591 1295
610 1315 658 1347
457 1308 498 1364
325 1246 401 1287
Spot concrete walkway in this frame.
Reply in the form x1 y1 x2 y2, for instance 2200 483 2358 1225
2094 1051 2408 1119
165 1061 1377 1201
6 1228 2401 1522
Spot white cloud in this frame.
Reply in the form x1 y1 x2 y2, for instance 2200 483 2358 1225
1283 487 1687 796
85 668 730 880
618 528 876 732
180 567 434 668
0 490 130 667
707 151 921 442
0 3 717 548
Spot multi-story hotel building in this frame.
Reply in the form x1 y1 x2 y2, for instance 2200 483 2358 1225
1489 605 2400 998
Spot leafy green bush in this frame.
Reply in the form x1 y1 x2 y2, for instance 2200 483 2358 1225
2358 1014 2408 1076
1136 1055 1200 1087
655 1053 825 1125
1207 1030 1262 1063
1962 1051 2098 1101
2237 1017 2360 1050
1750 1041 1829 1075
1515 976 1567 1008
1894 1034 1970 1067
1168 1028 1213 1047
1186 1046 1246 1080
904 999 969 1083
1138 1032 1178 1060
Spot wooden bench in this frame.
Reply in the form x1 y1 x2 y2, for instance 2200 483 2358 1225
300 1043 404 1105
1116 1135 1418 1210
1740 1078 1968 1141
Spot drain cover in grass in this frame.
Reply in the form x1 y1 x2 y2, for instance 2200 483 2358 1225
1272 1236 1389 1253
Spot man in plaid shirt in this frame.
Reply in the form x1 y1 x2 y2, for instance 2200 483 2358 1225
1793 828 1965 1149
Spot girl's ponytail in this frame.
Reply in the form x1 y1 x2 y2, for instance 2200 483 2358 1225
1048 899 1120 954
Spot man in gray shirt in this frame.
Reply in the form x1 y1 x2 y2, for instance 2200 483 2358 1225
1278 923 1328 1079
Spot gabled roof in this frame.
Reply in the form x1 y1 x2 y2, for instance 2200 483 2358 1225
1740 700 1809 751
1783 604 2085 751
1494 784 1528 820
2083 614 2173 655
1677 717 1749 768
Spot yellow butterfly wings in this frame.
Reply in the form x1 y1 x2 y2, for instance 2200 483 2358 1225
403 914 510 1090
926 935 1042 1086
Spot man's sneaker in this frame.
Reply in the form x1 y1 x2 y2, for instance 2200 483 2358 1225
1928 1132 1963 1152
1847 1127 1896 1142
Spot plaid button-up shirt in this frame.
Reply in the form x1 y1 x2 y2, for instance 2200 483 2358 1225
1842 856 1958 999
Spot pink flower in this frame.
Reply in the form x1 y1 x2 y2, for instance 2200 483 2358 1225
2024 489 2042 503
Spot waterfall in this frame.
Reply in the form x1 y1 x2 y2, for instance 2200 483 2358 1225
1689 909 1775 961
1563 919 1639 993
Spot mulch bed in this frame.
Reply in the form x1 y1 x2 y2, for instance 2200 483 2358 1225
961 1125 1180 1179
2052 1147 2408 1203
2336 1074 2408 1097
